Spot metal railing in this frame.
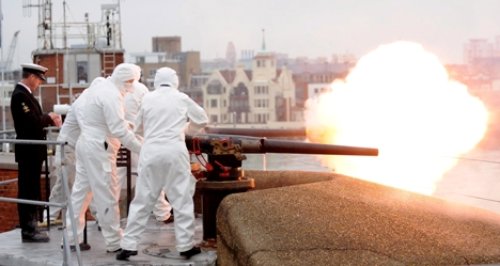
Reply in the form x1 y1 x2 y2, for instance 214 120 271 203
0 138 83 266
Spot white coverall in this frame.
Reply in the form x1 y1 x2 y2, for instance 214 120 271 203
123 81 172 221
66 63 142 252
48 78 105 219
120 67 208 252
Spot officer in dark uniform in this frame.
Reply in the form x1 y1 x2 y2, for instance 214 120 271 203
10 63 61 242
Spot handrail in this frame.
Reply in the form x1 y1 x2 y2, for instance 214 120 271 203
0 129 15 135
0 178 17 186
0 197 65 208
0 138 83 266
0 139 66 145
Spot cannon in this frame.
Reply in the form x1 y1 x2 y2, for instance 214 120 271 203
186 134 378 181
186 132 379 241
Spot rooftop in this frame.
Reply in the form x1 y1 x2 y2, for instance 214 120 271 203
0 215 217 265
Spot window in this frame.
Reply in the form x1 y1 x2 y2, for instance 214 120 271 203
76 61 88 84
254 86 268 94
210 99 218 108
207 80 223 94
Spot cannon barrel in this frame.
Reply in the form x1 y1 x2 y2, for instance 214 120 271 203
239 138 378 156
204 126 306 138
259 139 377 156
186 134 378 156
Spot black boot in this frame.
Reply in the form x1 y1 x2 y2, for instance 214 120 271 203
21 230 49 243
180 246 201 259
116 249 138 261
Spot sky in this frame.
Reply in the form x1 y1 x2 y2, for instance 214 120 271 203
1 0 500 68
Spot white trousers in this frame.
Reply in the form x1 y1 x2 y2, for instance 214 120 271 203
66 137 122 251
49 145 98 219
118 152 172 221
121 142 196 252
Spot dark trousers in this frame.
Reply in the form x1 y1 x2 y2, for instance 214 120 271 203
17 159 44 234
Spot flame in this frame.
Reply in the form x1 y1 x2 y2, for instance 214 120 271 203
305 41 489 195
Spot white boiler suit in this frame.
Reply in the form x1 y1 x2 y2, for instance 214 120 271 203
123 81 172 221
66 64 142 252
120 67 208 252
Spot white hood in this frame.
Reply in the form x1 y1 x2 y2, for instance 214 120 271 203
153 67 179 90
110 63 141 94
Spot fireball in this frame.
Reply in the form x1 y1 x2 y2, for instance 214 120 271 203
305 41 489 195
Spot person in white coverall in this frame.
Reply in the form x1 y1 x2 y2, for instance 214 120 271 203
65 63 143 253
123 81 173 223
117 67 208 260
48 77 105 222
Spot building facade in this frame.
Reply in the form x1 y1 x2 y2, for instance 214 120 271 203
198 52 297 125
129 36 201 90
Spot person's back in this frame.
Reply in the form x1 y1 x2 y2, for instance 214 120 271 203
141 89 189 144
140 87 208 145
81 80 121 139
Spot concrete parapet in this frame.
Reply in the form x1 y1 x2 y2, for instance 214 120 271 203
244 169 334 190
217 173 500 265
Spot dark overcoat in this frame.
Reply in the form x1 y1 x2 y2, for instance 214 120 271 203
10 83 54 163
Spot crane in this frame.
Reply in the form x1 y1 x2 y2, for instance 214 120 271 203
1 31 20 72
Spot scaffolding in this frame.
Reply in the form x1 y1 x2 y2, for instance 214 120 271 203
23 0 123 51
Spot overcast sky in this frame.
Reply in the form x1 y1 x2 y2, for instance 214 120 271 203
2 0 500 67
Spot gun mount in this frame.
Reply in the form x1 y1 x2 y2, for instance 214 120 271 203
186 134 378 181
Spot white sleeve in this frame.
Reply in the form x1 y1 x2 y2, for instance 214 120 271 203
102 93 142 153
185 96 208 133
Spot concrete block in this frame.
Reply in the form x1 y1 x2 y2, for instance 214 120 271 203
217 173 500 265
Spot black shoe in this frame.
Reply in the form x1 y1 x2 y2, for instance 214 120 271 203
21 231 50 243
61 243 91 252
162 215 174 224
180 246 201 259
107 248 122 253
116 249 138 261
